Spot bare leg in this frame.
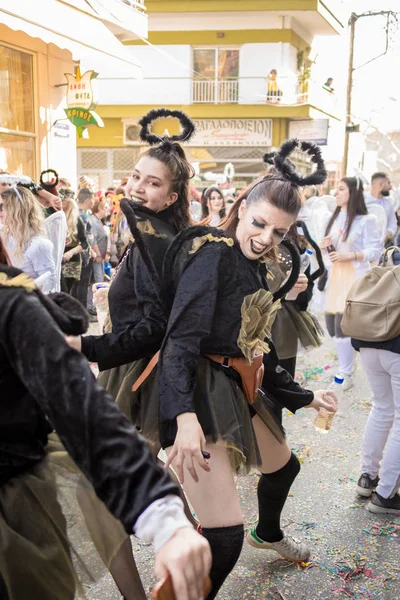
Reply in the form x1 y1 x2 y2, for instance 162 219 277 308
165 442 244 599
252 414 291 473
165 442 243 528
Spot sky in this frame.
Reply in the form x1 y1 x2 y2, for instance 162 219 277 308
312 0 400 134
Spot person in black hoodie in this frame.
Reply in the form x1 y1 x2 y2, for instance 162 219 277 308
352 248 400 514
0 241 210 600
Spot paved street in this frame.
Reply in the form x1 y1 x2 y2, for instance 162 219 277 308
84 321 400 600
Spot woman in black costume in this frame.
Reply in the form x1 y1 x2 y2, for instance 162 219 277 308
153 140 337 599
66 109 198 599
71 108 194 418
0 239 211 600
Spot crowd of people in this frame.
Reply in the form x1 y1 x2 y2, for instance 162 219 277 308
0 108 399 600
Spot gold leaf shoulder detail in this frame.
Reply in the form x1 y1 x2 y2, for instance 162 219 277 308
0 272 36 292
237 289 281 364
189 233 234 254
137 219 167 239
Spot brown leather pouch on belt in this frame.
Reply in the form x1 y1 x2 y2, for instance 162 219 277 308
206 354 264 404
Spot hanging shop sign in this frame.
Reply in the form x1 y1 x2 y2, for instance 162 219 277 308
64 67 104 138
187 119 273 147
288 119 329 146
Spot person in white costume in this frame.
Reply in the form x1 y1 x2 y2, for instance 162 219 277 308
320 176 381 390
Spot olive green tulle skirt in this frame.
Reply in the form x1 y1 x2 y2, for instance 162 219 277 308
272 303 324 360
141 357 285 473
0 457 78 600
0 435 129 600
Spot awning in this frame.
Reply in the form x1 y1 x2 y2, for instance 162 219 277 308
84 0 148 41
0 0 142 78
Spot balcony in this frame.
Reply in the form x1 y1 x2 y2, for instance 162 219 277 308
191 76 340 117
193 80 239 104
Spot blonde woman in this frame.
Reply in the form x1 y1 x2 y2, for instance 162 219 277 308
59 188 88 294
0 185 55 289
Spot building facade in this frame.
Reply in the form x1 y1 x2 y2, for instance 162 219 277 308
77 0 344 189
0 0 146 185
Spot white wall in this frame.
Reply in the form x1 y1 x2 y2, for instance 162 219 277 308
95 45 192 105
95 42 300 107
239 43 298 105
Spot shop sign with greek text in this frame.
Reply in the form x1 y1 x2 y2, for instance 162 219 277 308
187 119 273 147
64 67 103 138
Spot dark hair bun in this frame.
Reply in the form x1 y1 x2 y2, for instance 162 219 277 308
139 108 195 146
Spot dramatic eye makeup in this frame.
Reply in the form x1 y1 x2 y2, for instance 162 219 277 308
251 217 286 238
252 218 264 229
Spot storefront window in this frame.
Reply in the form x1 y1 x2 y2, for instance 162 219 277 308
0 134 35 176
0 44 35 175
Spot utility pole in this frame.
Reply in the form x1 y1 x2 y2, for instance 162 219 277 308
341 10 399 177
342 13 357 177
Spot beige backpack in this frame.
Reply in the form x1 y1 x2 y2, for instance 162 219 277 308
341 247 400 341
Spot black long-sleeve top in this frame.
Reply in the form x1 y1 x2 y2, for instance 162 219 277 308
64 216 89 261
0 278 179 532
81 205 177 371
158 238 314 425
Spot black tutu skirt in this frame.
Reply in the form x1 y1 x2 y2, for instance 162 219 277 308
98 358 150 425
141 357 285 473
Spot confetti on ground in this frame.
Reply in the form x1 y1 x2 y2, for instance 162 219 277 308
362 522 400 537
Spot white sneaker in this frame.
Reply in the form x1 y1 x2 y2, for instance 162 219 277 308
247 527 311 562
342 374 354 391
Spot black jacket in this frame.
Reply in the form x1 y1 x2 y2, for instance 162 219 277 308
0 267 178 532
158 234 314 425
81 204 177 371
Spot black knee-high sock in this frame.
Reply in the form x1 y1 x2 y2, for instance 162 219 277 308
202 524 244 600
256 452 300 543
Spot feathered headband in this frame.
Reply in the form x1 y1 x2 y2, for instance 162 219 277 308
0 174 32 186
262 139 327 187
138 108 195 146
0 174 34 203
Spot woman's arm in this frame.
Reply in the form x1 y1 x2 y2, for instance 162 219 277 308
262 342 314 413
81 251 167 369
359 214 383 262
2 290 179 531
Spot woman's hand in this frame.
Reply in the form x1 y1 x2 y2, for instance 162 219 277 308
155 528 211 600
306 389 338 413
286 273 308 301
320 236 332 250
62 249 74 263
165 413 210 484
329 251 352 263
37 188 62 211
65 335 82 352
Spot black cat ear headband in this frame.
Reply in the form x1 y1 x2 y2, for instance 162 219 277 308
138 108 195 146
262 138 327 187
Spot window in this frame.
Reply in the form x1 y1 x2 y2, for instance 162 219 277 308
0 45 35 176
193 48 239 103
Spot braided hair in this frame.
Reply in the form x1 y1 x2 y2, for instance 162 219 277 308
137 108 196 233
